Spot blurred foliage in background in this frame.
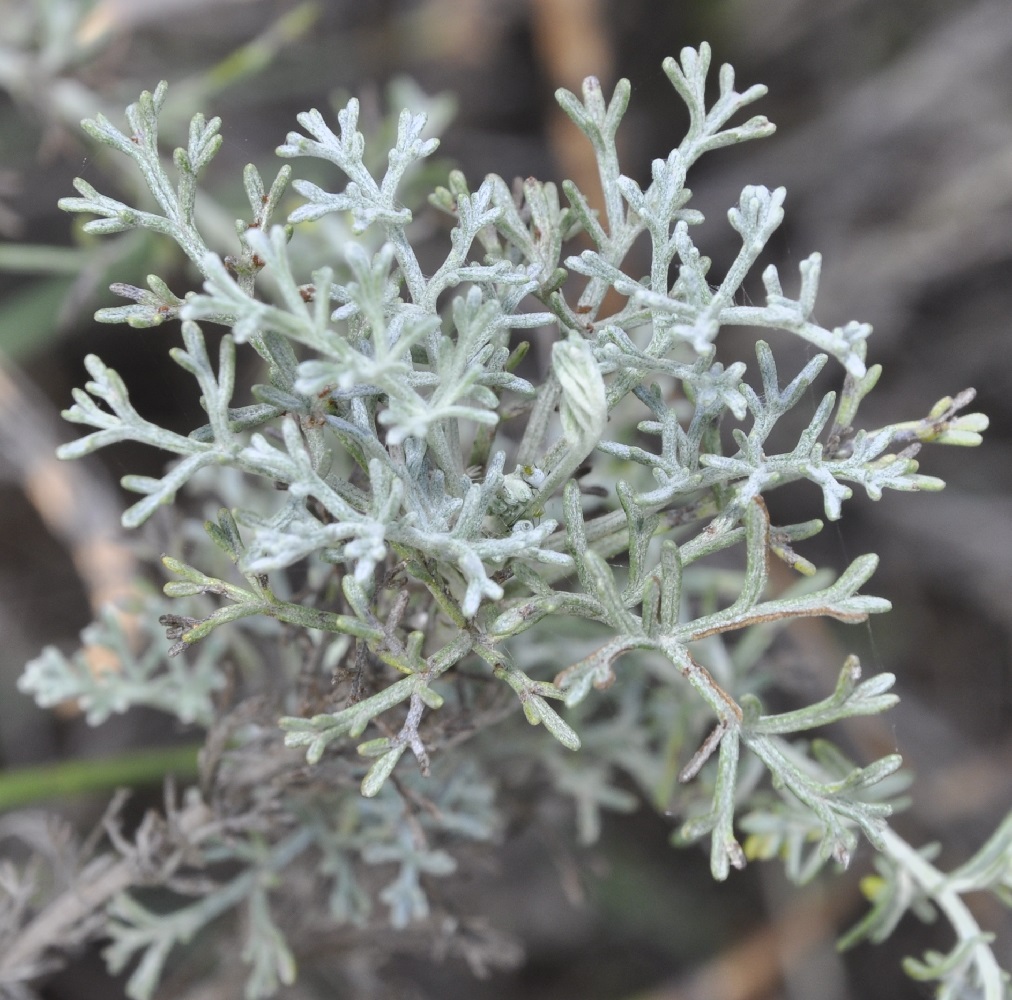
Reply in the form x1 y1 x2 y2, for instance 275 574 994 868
0 1 1009 998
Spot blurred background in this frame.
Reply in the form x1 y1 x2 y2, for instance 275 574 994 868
0 0 1010 998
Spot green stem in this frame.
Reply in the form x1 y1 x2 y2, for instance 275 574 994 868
0 744 201 811
0 244 89 274
266 598 386 641
877 826 1005 1000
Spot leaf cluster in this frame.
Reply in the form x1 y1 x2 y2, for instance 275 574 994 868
11 43 1005 1000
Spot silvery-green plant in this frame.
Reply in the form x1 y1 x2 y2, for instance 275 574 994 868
10 43 1009 1000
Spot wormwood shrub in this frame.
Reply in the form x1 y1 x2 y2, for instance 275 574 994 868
8 42 1009 999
